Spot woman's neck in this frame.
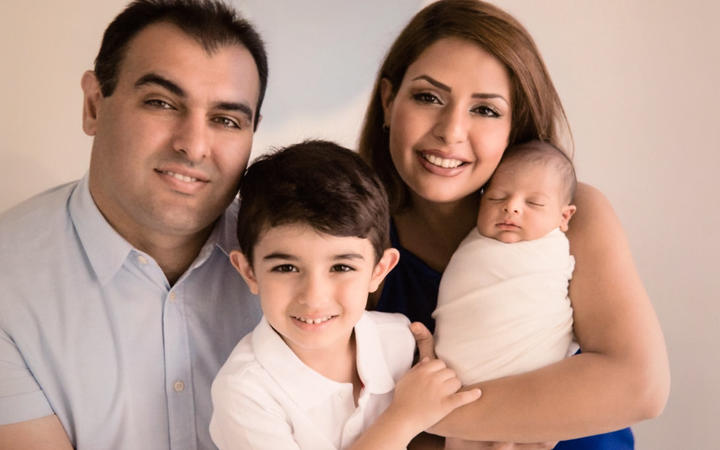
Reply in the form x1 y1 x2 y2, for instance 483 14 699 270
394 194 479 272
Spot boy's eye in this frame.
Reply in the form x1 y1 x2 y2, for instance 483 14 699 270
330 264 354 273
271 264 298 273
145 99 174 109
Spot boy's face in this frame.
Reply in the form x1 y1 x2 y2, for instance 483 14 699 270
477 160 576 243
230 223 399 363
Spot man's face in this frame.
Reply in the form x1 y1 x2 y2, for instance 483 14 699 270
82 22 260 244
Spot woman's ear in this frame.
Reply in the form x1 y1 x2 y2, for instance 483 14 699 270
380 78 395 129
559 204 577 232
81 70 103 137
230 250 259 294
369 248 400 293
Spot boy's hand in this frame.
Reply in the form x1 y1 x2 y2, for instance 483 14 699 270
388 356 482 434
411 322 436 362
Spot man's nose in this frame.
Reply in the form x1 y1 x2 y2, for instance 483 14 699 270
172 113 209 163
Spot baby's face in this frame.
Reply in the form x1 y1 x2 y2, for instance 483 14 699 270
477 160 575 243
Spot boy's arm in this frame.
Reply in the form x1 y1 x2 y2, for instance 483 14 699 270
0 415 73 450
426 184 670 442
348 357 481 450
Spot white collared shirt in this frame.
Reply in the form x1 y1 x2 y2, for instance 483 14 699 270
209 311 415 449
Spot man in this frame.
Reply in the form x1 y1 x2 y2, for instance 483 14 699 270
0 1 267 448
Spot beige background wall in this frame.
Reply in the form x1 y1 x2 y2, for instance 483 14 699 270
1 1 718 448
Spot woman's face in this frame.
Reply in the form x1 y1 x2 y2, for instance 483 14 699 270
382 37 512 206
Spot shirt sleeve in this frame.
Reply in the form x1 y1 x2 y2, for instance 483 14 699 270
209 370 301 450
0 327 54 424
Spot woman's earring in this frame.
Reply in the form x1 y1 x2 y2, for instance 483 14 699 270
383 123 390 132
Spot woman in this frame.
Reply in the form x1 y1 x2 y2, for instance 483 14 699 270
359 0 670 448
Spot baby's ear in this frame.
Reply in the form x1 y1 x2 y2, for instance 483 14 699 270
369 248 400 293
230 250 259 294
559 204 577 232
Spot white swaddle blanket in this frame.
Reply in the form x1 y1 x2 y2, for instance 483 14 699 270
433 228 578 385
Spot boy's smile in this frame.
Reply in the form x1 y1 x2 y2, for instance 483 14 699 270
230 223 398 369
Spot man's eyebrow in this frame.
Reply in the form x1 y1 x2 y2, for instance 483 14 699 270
412 74 509 104
134 73 185 97
134 73 254 120
215 101 253 122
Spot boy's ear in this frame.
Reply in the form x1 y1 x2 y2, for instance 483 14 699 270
229 250 259 295
369 248 400 293
380 78 395 129
81 70 103 137
559 204 577 232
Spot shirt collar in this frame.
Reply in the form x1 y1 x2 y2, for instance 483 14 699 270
252 312 396 410
69 174 239 285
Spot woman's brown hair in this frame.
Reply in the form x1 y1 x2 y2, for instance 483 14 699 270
358 0 571 212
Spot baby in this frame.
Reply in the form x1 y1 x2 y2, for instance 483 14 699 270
433 140 579 386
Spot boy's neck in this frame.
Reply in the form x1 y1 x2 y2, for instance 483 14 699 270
293 332 361 402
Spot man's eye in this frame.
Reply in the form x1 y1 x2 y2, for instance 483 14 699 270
213 116 241 129
330 264 354 273
271 264 297 273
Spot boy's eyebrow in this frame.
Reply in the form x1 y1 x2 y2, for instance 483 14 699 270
134 72 254 120
334 253 365 260
262 252 297 261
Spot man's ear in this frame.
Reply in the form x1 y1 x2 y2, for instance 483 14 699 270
81 70 103 137
230 250 259 294
379 78 395 129
369 248 400 293
559 204 577 232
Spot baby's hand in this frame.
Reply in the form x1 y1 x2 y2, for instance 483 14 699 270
388 357 482 434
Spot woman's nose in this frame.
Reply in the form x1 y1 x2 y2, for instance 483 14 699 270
433 106 468 145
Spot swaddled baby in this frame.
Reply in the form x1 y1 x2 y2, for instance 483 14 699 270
433 140 579 386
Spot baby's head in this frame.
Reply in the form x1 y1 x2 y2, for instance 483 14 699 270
231 140 399 356
477 140 577 243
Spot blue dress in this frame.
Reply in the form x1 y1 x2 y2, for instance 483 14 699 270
373 222 634 449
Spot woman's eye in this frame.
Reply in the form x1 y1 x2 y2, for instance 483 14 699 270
271 264 297 273
472 105 500 118
330 264 354 273
412 92 441 105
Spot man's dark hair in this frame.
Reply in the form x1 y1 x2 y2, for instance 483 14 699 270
237 140 391 265
94 0 268 130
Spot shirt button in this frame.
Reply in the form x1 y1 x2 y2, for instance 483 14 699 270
173 380 185 392
169 292 177 301
137 255 148 265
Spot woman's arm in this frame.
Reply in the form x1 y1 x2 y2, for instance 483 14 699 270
428 183 670 442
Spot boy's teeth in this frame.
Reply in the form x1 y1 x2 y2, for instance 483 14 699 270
296 316 333 324
164 170 198 182
424 154 463 169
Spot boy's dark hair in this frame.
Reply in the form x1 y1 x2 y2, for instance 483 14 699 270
497 140 577 203
237 140 391 265
94 0 268 130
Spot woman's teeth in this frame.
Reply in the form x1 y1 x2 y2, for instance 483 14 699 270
424 154 463 169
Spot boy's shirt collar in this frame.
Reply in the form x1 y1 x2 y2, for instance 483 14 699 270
252 312 396 410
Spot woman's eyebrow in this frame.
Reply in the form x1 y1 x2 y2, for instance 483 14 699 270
412 74 509 104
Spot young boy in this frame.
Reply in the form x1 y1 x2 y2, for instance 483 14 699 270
210 140 481 449
433 140 579 386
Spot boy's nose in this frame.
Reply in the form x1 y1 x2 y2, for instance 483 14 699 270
297 274 329 306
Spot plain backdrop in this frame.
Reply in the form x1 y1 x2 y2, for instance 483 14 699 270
1 1 718 448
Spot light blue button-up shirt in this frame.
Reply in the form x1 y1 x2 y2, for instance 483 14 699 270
0 175 262 449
